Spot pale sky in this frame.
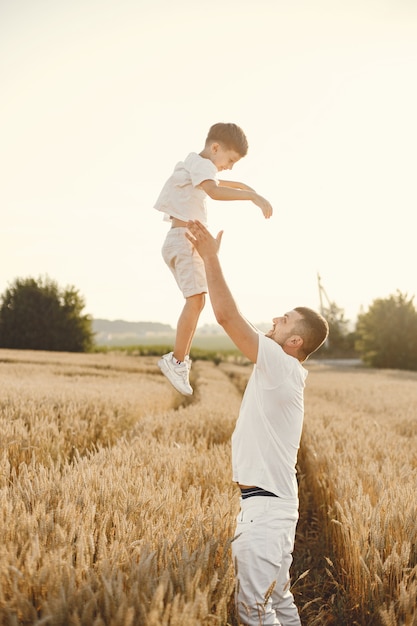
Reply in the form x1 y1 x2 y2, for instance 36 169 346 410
2 0 416 329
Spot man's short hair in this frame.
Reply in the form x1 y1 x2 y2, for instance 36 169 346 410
205 122 249 157
294 307 329 359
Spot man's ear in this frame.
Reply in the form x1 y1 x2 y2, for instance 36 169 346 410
287 335 303 348
283 335 304 360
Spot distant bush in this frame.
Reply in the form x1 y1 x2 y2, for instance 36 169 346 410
355 291 417 370
0 276 93 352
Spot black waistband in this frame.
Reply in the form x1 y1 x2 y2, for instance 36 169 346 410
240 487 279 499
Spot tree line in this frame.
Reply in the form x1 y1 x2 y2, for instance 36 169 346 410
0 277 417 371
320 290 417 370
0 277 92 353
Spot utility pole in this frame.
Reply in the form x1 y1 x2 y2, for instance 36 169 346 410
317 272 332 317
317 273 332 350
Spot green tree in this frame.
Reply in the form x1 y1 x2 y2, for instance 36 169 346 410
355 291 417 370
0 276 93 352
320 301 357 357
317 274 356 357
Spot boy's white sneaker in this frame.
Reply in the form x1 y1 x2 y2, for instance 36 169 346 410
158 353 193 396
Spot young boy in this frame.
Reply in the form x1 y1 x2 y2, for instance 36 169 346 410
154 122 273 396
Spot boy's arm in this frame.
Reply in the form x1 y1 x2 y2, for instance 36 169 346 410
218 180 255 192
199 179 273 219
185 220 259 363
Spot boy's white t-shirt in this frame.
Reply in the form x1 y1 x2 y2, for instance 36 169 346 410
154 152 218 224
231 333 308 506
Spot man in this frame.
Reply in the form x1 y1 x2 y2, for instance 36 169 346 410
185 220 329 626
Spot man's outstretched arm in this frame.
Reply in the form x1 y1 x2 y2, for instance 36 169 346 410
185 220 259 363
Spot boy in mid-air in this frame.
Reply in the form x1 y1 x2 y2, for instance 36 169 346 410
154 122 273 396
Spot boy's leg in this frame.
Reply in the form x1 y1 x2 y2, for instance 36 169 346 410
174 293 205 362
159 228 207 393
161 229 206 360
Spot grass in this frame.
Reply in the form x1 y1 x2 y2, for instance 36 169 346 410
0 349 416 625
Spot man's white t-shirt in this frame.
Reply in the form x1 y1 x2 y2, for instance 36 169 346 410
231 333 308 506
154 152 218 224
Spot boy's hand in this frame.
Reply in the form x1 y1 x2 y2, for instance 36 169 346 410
185 221 223 258
252 193 273 219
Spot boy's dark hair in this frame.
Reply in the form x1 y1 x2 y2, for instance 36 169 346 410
205 123 249 156
294 307 329 359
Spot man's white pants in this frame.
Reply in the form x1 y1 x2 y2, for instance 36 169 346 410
232 496 301 626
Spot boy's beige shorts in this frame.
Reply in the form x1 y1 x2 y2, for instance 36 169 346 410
162 227 207 298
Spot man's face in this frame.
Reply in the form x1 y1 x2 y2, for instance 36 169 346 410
265 310 303 346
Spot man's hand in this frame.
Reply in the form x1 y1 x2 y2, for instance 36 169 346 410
185 221 224 258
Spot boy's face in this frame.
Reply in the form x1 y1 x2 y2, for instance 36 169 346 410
209 142 242 172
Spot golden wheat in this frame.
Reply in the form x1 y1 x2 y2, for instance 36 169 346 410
1 351 417 625
0 351 242 625
299 362 417 625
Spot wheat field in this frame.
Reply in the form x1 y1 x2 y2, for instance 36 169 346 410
0 349 416 625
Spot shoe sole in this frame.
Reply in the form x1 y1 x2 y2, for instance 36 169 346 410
158 358 193 396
